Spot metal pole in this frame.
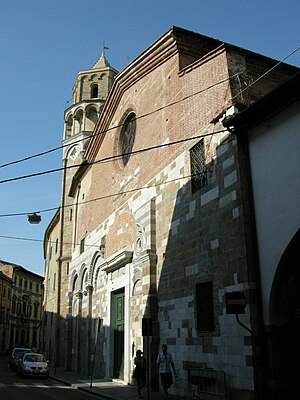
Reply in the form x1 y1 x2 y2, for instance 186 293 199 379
147 328 150 400
90 318 102 389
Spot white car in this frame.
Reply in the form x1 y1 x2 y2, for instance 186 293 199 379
16 352 49 378
9 347 32 372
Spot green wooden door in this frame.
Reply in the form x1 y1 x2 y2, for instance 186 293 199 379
113 290 124 379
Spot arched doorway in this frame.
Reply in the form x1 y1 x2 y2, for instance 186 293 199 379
268 228 300 398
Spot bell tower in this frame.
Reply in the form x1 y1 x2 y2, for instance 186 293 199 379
50 50 118 369
63 50 118 158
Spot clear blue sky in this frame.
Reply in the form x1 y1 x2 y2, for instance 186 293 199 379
1 0 299 277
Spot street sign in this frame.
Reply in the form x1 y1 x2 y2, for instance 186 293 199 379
225 291 247 314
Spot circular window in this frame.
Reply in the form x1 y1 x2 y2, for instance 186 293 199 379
119 112 136 166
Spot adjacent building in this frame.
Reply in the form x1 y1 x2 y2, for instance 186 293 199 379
43 26 298 399
0 271 13 353
223 70 300 399
0 260 44 351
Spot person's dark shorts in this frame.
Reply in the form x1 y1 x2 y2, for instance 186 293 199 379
160 372 173 386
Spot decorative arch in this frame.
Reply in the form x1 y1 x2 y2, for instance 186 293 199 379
85 106 98 131
268 227 300 396
113 107 136 168
78 263 88 290
74 108 84 135
269 228 300 326
89 251 103 287
118 110 136 167
67 143 82 161
132 279 142 296
69 269 78 293
64 113 73 139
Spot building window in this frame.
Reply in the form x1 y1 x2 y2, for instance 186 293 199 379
34 304 39 318
22 301 27 315
119 112 136 166
19 278 23 288
32 329 37 347
53 273 56 290
55 238 59 253
27 304 32 317
80 238 85 254
190 139 208 193
91 83 98 98
12 299 16 314
196 281 215 332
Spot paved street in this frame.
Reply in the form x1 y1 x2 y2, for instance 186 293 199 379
0 355 101 400
1 354 187 400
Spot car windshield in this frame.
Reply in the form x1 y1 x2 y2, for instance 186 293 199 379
24 354 46 362
15 350 30 358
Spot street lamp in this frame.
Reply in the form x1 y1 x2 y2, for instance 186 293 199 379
27 213 41 224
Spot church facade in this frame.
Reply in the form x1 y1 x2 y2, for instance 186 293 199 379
43 27 298 399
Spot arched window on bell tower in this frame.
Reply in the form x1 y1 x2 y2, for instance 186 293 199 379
91 84 98 99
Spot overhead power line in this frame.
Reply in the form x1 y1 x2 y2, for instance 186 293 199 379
1 45 299 217
0 234 100 250
0 129 227 185
0 73 237 171
1 44 299 173
232 43 300 100
1 42 299 176
0 168 205 218
0 146 62 169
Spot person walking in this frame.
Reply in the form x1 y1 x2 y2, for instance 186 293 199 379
156 344 177 397
132 349 147 398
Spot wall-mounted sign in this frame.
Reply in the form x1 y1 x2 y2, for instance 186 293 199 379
225 291 247 314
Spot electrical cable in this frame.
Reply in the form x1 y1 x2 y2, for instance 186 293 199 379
0 129 227 185
232 43 300 100
1 43 299 175
0 234 100 249
0 172 196 218
0 73 238 170
1 43 299 172
1 46 299 218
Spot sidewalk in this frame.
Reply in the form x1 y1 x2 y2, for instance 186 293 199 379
49 366 187 400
